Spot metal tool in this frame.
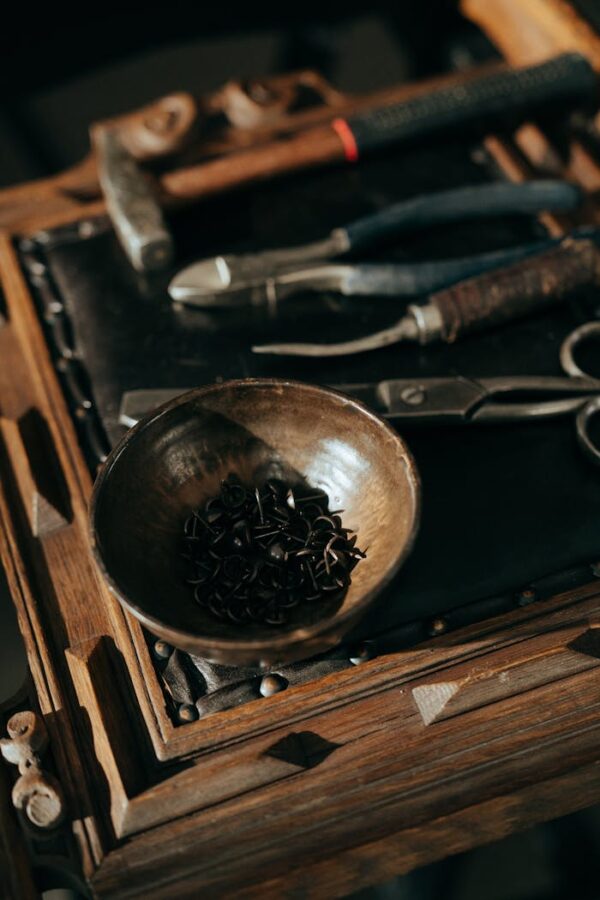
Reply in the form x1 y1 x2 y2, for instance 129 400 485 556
95 129 175 273
338 321 600 464
98 52 594 274
169 180 583 306
253 236 600 356
118 323 600 465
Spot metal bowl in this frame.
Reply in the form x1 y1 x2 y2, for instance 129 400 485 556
90 379 420 666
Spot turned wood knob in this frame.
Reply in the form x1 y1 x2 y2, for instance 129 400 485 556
1 711 65 829
11 770 64 829
1 711 48 770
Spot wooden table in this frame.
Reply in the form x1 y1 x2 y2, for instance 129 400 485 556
2 4 600 896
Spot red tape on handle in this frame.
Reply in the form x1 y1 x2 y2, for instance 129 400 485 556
331 118 360 163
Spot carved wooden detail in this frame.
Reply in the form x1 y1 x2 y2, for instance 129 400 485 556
0 412 71 537
3 208 600 891
2 4 600 894
264 732 341 769
412 624 600 725
0 711 65 830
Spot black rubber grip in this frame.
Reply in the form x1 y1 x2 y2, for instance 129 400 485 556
430 238 600 343
346 53 596 154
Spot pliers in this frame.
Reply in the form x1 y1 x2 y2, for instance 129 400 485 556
169 180 581 308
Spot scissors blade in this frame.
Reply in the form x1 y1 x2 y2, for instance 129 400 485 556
472 375 600 421
473 396 593 421
477 375 600 395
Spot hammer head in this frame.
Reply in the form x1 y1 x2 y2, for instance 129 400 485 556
95 128 174 273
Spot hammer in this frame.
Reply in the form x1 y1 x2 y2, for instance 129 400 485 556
95 53 598 273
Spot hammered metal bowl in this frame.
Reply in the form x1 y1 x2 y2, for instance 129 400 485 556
90 379 420 666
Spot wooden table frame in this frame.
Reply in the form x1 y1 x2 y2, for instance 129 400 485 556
2 7 600 893
1 205 600 899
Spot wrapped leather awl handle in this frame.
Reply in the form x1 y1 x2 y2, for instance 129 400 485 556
417 237 600 344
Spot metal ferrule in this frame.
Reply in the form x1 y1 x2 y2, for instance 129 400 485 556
406 302 443 344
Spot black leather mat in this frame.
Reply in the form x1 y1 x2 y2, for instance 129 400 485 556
24 136 600 640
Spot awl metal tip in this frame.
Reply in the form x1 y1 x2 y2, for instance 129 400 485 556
252 317 418 357
252 342 348 357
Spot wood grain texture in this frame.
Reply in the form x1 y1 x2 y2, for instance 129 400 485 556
3 11 600 892
0 710 66 829
208 760 600 900
0 63 505 238
0 415 71 537
0 233 156 866
91 662 600 897
412 623 600 724
1 218 600 894
464 0 600 199
462 0 600 69
0 237 599 896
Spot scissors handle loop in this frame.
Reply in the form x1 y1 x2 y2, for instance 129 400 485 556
560 322 600 377
576 396 600 466
560 322 600 465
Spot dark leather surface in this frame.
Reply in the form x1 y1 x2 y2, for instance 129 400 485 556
37 136 600 639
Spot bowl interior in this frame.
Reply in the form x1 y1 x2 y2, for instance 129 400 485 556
91 381 420 649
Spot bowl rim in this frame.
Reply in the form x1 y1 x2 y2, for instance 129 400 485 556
89 377 421 655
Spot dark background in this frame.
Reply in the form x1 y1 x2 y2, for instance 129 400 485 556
1 5 600 898
0 2 466 188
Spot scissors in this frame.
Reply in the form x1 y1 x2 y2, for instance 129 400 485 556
338 322 600 465
117 324 600 464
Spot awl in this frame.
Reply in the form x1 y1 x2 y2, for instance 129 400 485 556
253 237 600 356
